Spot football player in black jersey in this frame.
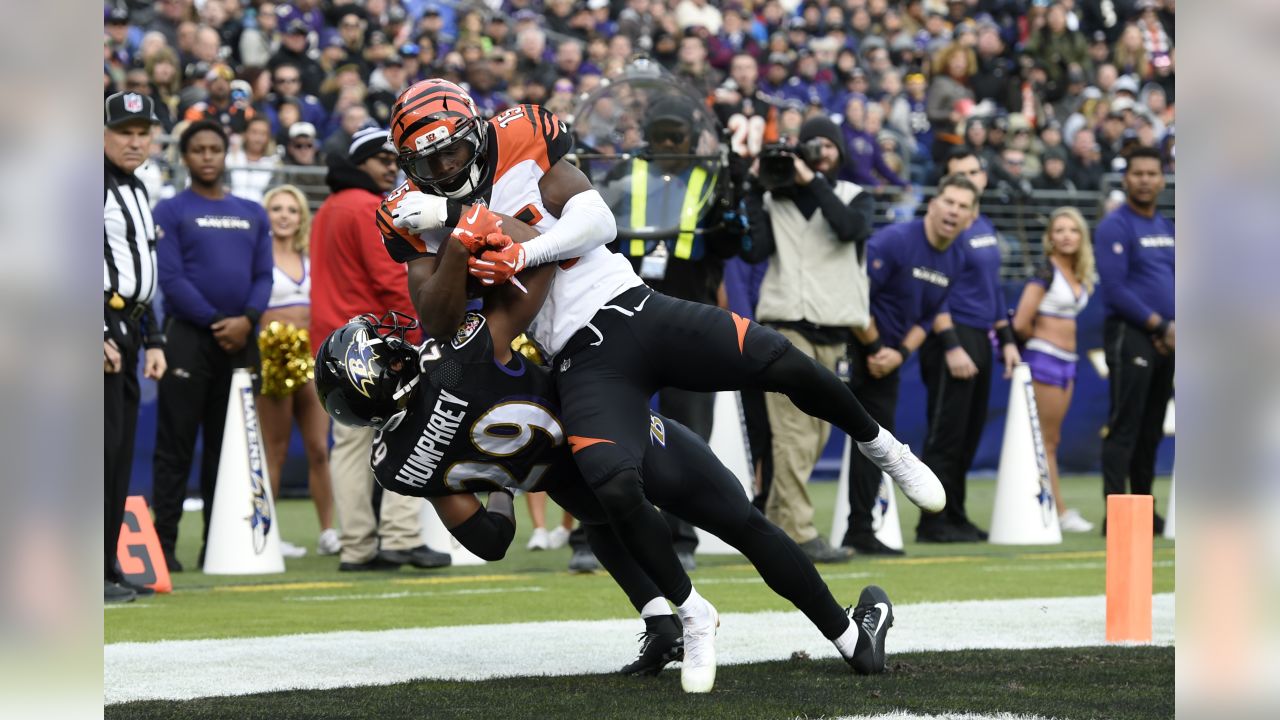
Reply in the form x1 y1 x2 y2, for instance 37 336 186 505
315 225 897 687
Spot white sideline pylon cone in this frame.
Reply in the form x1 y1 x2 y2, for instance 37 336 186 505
695 391 753 555
419 502 485 566
988 363 1062 545
204 368 286 574
832 437 903 551
1163 472 1175 539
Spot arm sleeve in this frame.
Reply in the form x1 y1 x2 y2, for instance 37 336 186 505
154 201 221 326
448 505 516 562
518 188 617 267
1094 217 1156 326
245 205 274 315
816 182 875 252
741 186 776 263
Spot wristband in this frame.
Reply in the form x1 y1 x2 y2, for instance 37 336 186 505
996 324 1016 348
445 201 463 228
862 338 884 355
895 344 913 362
939 327 961 351
1154 319 1170 338
244 308 262 325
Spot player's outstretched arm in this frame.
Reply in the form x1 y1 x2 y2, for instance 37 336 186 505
429 491 517 562
516 160 617 266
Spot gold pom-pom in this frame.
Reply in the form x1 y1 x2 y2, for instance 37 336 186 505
511 333 544 365
258 321 314 397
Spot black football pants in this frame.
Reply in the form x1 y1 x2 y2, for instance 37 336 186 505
1101 318 1174 498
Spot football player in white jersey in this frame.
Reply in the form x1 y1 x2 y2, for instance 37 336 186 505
377 79 944 693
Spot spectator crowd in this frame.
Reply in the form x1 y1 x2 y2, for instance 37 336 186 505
105 0 1174 198
104 0 1176 590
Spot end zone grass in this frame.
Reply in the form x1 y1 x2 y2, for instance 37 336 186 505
106 645 1174 720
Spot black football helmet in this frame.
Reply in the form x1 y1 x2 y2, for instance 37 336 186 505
314 312 422 429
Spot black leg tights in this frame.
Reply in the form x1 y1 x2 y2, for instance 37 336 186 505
592 469 693 606
584 522 664 613
754 345 880 443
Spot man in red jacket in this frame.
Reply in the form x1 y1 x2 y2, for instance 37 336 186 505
309 127 451 571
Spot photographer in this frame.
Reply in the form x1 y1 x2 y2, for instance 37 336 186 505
743 116 874 564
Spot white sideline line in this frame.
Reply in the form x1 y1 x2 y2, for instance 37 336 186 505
105 593 1174 705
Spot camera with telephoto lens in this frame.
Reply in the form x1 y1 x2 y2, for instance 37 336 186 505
756 138 826 191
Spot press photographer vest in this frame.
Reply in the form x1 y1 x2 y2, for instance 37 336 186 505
755 180 870 329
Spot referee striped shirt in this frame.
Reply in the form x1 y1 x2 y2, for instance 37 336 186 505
104 156 158 304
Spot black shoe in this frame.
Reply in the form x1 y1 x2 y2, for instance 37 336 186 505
1152 513 1165 536
845 534 905 556
677 551 697 572
162 551 183 573
338 555 403 572
617 615 684 676
958 519 989 542
380 545 452 569
847 585 893 675
118 577 156 597
105 580 136 604
799 536 853 563
918 520 986 543
568 547 600 573
915 521 967 543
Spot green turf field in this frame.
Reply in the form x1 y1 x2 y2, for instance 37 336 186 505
106 475 1174 719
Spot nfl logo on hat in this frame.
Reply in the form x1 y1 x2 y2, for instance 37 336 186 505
124 93 143 113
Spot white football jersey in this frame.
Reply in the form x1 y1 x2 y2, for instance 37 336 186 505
381 104 640 357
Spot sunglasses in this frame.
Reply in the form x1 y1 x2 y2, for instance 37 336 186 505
649 130 688 144
290 141 315 149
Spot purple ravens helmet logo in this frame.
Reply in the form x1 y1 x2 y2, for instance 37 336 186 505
344 327 381 398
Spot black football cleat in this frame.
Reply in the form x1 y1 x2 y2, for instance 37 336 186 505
617 615 684 676
847 585 893 675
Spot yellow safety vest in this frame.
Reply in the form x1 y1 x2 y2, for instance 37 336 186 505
627 159 709 259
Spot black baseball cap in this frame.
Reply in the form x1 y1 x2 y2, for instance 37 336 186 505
104 91 159 128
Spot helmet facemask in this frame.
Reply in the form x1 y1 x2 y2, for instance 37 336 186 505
316 312 424 430
398 114 487 200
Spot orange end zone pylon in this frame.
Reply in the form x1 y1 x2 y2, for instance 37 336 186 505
116 495 173 594
1105 494 1152 642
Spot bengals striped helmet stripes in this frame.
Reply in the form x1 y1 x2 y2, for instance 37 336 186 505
389 79 488 199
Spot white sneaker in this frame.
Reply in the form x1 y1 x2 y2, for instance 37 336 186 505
1058 508 1094 533
547 526 570 549
857 427 946 513
526 527 550 551
280 540 307 558
317 528 341 556
679 598 719 693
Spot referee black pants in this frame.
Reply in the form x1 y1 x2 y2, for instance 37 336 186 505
1101 318 1174 499
842 343 901 545
918 323 993 529
152 319 259 562
104 310 142 582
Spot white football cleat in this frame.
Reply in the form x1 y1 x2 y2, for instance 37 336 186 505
857 428 945 513
679 598 719 693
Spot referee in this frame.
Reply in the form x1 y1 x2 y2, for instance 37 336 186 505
104 91 167 603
